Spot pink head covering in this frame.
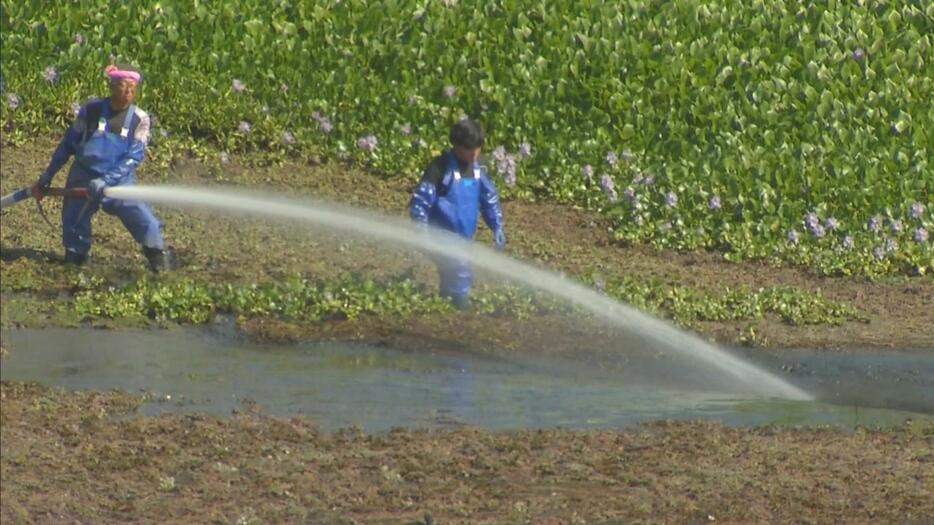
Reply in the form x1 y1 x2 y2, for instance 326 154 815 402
105 64 141 83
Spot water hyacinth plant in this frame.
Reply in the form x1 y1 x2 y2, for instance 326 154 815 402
42 65 58 83
357 134 378 152
6 93 20 110
0 0 930 276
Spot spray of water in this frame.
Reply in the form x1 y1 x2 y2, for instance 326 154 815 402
107 184 812 401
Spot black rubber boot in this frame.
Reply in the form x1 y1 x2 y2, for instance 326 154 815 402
143 246 174 272
63 250 88 266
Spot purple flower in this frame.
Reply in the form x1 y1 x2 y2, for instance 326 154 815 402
232 79 245 93
600 174 618 202
909 202 925 219
605 151 618 166
74 33 84 46
824 217 839 231
311 111 322 122
873 246 885 260
238 121 251 133
868 215 882 232
43 65 58 83
219 152 230 164
70 102 81 117
518 142 532 158
6 93 20 110
281 130 295 145
708 195 721 210
914 227 929 243
841 235 854 250
623 186 636 202
495 153 517 182
665 191 678 208
632 172 644 184
504 171 517 188
852 47 864 61
889 218 903 233
884 237 898 252
492 145 507 163
443 85 456 98
643 174 655 186
318 118 332 134
357 134 378 152
399 124 412 135
581 164 593 180
810 223 826 238
804 211 820 230
787 229 799 244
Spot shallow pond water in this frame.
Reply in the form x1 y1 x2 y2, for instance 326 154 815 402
1 327 931 431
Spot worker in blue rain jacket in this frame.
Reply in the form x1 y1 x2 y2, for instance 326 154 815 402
409 119 505 310
30 63 173 271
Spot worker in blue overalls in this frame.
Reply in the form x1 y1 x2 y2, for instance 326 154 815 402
31 63 172 271
409 119 506 310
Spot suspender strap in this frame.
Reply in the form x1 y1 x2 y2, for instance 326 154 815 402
97 102 109 132
120 104 136 138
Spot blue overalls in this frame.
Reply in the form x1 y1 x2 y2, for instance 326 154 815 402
409 151 504 299
49 101 164 257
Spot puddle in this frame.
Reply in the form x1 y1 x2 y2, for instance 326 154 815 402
1 327 931 431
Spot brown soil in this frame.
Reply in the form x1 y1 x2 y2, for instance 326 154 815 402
3 382 932 525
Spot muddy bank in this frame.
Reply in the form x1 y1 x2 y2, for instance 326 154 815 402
2 381 932 524
2 140 932 351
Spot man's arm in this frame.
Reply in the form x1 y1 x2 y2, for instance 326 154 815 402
478 172 503 233
408 156 446 222
38 105 89 185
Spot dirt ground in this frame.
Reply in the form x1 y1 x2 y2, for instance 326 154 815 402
2 139 934 524
2 382 932 525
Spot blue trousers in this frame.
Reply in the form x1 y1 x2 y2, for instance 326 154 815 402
62 196 164 255
436 255 472 298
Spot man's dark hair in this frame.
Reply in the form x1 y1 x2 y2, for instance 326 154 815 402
450 119 484 148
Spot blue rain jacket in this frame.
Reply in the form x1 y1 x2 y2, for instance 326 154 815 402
409 151 503 297
409 151 503 238
41 98 146 188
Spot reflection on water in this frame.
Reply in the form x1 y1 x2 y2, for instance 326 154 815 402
1 327 931 432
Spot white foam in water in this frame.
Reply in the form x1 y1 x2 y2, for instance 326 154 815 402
106 184 813 401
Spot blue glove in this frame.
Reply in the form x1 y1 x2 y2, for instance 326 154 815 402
494 228 506 250
88 178 108 199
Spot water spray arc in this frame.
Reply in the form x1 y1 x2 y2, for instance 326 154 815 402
107 184 813 401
